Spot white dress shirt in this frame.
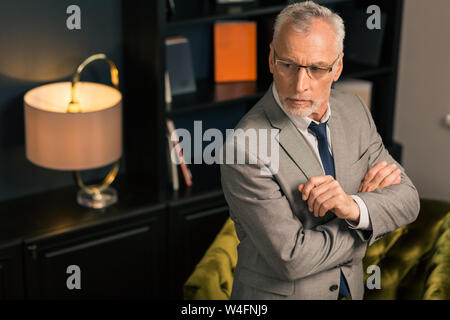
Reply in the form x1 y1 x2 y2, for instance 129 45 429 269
272 84 371 230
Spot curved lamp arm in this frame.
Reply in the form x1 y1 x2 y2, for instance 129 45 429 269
68 53 121 199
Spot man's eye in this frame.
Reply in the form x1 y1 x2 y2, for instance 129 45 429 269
310 66 321 71
282 62 294 69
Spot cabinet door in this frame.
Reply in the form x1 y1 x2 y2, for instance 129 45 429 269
24 212 166 299
169 192 229 298
0 241 25 299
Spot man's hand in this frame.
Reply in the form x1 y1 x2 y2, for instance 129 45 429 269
298 175 360 222
358 161 401 192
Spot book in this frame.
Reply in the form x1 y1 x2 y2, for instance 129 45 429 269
165 71 172 112
213 81 257 101
166 129 179 191
214 21 257 82
215 0 258 14
166 118 193 188
166 0 175 21
217 0 256 3
333 78 373 109
165 36 197 96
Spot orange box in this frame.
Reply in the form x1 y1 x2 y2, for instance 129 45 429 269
214 21 257 83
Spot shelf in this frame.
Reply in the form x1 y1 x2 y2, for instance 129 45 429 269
166 0 356 28
167 79 268 116
167 4 285 28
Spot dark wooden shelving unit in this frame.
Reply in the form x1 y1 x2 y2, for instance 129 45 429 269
166 0 357 28
0 0 404 299
168 5 286 28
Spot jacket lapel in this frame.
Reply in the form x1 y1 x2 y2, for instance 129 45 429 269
262 87 350 187
262 88 323 179
328 92 350 190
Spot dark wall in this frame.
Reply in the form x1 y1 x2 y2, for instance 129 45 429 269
0 0 124 202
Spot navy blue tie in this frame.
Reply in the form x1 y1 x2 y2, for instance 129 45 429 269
308 121 350 298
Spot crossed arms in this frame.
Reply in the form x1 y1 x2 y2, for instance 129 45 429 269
220 101 420 281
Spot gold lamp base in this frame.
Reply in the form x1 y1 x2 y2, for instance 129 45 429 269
73 159 120 209
77 186 118 209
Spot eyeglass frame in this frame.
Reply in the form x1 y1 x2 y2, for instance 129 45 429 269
272 47 341 80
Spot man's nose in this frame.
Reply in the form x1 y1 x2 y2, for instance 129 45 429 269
295 67 310 92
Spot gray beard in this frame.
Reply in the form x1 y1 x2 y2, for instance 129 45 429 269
283 99 323 118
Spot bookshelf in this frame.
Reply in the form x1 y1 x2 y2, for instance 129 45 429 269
122 0 405 200
121 0 405 297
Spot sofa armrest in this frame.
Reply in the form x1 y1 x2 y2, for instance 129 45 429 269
184 218 239 300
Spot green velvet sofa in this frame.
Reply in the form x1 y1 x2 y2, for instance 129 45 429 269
184 199 450 300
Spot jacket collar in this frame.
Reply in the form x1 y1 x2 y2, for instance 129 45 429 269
263 83 349 186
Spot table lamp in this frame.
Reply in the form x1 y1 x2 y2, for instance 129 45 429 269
24 53 122 209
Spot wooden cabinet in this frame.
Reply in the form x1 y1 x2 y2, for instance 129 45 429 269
24 209 166 299
0 241 25 299
0 181 231 299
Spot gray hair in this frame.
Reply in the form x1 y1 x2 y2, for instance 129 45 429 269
273 1 345 54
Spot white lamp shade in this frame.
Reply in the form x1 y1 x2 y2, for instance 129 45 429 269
24 81 122 171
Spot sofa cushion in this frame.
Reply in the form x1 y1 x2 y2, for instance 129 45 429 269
422 212 450 299
363 199 450 299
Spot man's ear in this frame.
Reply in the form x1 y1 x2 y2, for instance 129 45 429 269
269 43 274 74
333 52 344 82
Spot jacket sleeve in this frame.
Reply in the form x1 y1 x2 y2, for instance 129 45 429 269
354 95 420 246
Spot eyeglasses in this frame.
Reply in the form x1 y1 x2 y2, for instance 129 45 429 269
273 48 340 80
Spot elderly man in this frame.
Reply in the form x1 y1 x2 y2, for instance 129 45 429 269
220 1 419 300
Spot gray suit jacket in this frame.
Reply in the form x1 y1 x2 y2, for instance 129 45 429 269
220 86 420 300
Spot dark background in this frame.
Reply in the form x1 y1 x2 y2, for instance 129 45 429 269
0 0 123 202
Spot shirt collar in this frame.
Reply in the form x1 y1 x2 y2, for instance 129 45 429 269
272 83 331 131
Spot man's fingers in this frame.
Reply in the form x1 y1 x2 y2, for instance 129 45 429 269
318 196 339 217
368 164 397 190
301 175 334 201
379 168 402 188
314 191 337 217
308 181 335 213
362 161 387 185
361 163 397 192
360 162 386 192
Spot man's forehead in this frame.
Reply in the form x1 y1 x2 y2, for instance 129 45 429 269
276 21 338 63
277 43 336 66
